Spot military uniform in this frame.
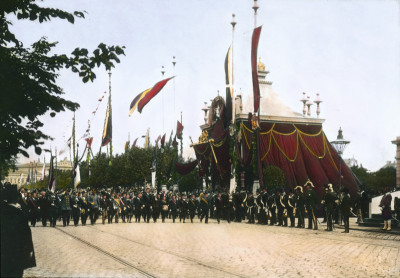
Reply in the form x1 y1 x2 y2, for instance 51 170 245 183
79 193 89 225
188 195 197 223
340 188 351 233
169 196 178 223
48 195 59 227
305 183 318 230
267 193 277 225
38 192 50 227
294 186 305 228
215 194 223 224
199 193 209 223
286 191 296 227
321 184 337 231
245 193 255 224
71 192 81 226
161 197 169 222
134 194 142 222
60 191 72 227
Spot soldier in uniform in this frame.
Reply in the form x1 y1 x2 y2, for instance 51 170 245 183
118 193 126 223
295 186 305 228
245 192 255 224
161 195 169 222
275 189 285 226
233 190 242 222
71 191 81 226
60 190 72 227
152 194 161 223
48 194 59 227
214 193 223 224
18 191 30 222
188 194 197 223
304 180 318 230
88 189 101 225
267 191 277 225
340 187 351 233
321 184 336 231
169 194 178 223
200 192 209 223
255 189 264 224
100 192 108 224
126 194 134 223
28 192 39 227
142 187 152 223
38 191 49 227
134 192 142 222
286 189 296 227
79 191 89 226
113 193 121 223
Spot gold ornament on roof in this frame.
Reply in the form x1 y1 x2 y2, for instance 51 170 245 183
258 57 265 71
199 130 209 143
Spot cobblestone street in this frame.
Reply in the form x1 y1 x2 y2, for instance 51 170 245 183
24 218 400 278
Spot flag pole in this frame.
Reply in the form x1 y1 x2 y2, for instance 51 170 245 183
108 71 113 165
180 111 183 158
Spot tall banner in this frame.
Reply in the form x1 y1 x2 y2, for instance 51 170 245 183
129 88 151 116
137 76 175 113
251 26 262 114
102 98 112 146
74 164 81 188
224 46 232 125
47 156 55 191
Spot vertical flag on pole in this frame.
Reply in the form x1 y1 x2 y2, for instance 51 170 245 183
74 164 81 188
224 46 232 125
251 26 262 114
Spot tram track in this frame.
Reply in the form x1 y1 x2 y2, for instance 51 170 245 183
55 227 157 278
87 225 249 278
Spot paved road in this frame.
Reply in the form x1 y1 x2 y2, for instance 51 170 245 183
24 218 400 278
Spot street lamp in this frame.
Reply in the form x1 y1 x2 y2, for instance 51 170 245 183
331 127 350 188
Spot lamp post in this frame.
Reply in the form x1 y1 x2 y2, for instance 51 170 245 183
331 127 350 189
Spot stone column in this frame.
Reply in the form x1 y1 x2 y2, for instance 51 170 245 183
392 136 400 188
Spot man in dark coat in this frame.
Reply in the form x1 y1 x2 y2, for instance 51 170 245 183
1 183 36 278
267 191 277 225
188 194 197 223
38 191 49 227
340 187 351 233
295 186 305 228
245 192 256 224
199 192 209 224
142 187 152 223
304 180 318 230
169 195 178 223
321 184 337 231
71 191 81 226
60 190 72 227
215 193 223 224
28 192 39 227
79 191 90 226
134 192 143 223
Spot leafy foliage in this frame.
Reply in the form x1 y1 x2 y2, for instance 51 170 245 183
351 165 396 191
0 0 125 179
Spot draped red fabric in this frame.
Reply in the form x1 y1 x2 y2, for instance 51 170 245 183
175 159 198 175
256 122 358 198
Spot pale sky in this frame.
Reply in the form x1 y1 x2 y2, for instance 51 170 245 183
12 0 400 172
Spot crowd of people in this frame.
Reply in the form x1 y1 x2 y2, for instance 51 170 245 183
2 180 399 277
5 180 378 234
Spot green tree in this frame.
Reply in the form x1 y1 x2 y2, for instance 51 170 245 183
263 165 285 190
0 0 125 180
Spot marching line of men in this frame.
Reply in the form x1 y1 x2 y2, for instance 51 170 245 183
14 179 355 233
